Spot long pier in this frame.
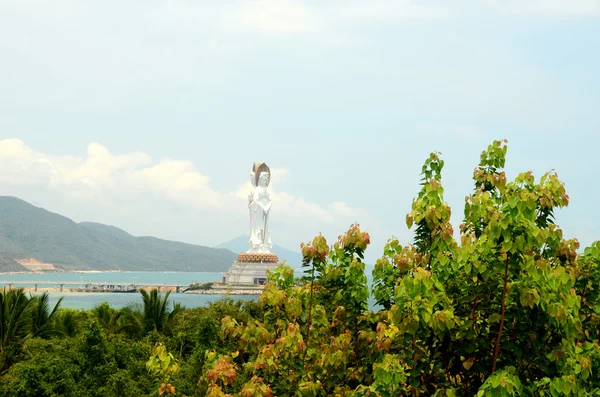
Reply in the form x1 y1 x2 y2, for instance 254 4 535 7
0 280 190 293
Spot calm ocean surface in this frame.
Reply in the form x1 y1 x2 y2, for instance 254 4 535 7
0 269 376 310
41 291 257 311
0 271 223 286
0 271 258 310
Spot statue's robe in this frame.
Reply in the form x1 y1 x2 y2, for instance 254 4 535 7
248 195 263 252
248 188 272 253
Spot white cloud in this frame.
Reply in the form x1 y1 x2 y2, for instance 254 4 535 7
131 159 221 209
329 201 356 217
0 139 370 251
62 143 152 189
273 192 332 221
0 138 37 160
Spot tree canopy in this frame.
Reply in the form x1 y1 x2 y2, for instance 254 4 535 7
1 140 599 396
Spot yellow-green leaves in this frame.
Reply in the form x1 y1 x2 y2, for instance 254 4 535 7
463 357 475 370
477 367 522 396
520 288 541 308
266 264 295 291
146 342 180 395
372 354 407 395
196 140 600 396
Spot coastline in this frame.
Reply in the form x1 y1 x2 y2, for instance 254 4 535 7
0 271 264 296
186 290 261 295
186 287 263 295
0 270 124 275
0 270 226 275
11 285 262 295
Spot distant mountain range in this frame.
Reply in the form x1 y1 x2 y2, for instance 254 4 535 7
215 236 303 268
0 196 237 273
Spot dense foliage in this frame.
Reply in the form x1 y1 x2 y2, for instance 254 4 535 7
0 290 261 396
1 141 599 396
199 141 600 396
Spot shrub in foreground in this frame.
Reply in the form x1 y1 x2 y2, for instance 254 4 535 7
198 141 600 396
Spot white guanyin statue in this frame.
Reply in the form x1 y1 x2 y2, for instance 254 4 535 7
247 163 273 254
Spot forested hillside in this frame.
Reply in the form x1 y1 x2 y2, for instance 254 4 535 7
0 197 236 272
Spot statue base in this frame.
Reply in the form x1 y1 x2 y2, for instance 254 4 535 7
222 252 280 285
236 252 279 264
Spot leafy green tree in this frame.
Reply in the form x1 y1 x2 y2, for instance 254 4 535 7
197 226 374 396
167 298 261 397
2 140 599 397
0 294 260 396
1 289 63 373
196 140 600 396
54 308 78 337
126 289 183 336
372 140 599 395
0 316 155 397
146 342 180 396
28 292 64 339
0 288 31 373
94 302 137 336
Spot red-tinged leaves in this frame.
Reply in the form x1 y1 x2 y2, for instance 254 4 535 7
194 140 600 397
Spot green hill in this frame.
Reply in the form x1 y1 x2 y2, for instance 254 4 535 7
0 253 28 272
0 196 236 272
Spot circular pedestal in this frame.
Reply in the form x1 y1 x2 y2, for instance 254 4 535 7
236 252 279 264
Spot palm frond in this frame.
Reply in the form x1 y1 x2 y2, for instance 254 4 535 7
29 293 64 339
0 288 33 373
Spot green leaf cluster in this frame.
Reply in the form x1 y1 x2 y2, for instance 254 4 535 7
198 140 600 396
0 289 261 396
2 140 600 396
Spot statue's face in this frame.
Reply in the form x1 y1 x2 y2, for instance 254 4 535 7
258 172 270 187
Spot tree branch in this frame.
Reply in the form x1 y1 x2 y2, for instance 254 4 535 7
492 254 510 373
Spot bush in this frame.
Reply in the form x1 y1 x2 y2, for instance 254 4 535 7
188 282 214 291
196 141 600 396
3 141 599 396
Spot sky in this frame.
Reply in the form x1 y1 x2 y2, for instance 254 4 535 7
0 0 599 263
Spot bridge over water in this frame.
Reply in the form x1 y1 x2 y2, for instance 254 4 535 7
0 280 190 293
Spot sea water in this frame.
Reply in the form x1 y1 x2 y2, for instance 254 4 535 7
0 269 377 310
0 271 222 286
43 291 257 310
0 271 252 310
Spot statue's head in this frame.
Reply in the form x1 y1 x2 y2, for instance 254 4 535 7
252 162 271 187
258 172 270 187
